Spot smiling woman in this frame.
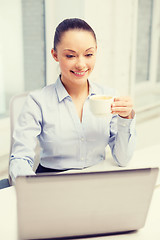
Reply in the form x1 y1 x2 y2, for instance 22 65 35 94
51 29 97 121
9 18 136 184
51 30 97 94
51 18 97 94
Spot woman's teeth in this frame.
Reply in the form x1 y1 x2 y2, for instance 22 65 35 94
71 70 87 75
74 72 84 75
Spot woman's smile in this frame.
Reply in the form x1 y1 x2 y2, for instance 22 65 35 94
70 70 88 77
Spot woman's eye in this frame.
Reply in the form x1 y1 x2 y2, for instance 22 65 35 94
86 54 93 57
66 55 75 58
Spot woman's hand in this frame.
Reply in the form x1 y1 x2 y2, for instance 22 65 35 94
111 96 135 119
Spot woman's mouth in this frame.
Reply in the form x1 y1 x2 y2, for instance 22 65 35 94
70 70 88 77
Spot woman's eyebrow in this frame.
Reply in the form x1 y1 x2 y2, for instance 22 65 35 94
63 49 76 53
63 47 95 53
85 47 95 52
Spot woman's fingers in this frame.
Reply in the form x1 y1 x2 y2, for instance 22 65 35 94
111 96 134 118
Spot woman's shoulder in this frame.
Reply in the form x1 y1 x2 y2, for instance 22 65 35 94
27 82 57 101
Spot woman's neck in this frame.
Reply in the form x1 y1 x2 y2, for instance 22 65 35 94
61 77 89 99
60 76 89 122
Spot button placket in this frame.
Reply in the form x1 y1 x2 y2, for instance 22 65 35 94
79 134 86 163
65 99 87 165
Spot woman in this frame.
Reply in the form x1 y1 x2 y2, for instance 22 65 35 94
9 18 136 183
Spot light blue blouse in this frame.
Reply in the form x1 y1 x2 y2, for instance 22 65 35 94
9 76 136 182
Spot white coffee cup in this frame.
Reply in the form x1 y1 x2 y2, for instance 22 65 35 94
89 95 114 116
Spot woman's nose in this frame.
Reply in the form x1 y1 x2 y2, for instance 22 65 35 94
75 57 85 69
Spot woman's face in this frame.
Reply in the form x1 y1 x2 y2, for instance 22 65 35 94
51 30 97 87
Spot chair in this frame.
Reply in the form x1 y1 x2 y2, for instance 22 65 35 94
9 92 40 183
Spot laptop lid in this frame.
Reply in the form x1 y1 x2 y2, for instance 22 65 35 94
15 168 159 240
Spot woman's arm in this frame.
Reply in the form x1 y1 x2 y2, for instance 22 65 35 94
9 93 42 184
108 96 136 166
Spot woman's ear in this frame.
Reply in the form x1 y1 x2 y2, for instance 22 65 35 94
51 48 59 62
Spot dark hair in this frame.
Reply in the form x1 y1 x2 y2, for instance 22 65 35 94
53 18 97 51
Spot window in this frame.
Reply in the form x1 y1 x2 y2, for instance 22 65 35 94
0 0 46 118
135 0 160 112
136 0 153 84
156 37 160 83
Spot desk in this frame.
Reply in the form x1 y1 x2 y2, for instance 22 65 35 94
0 144 160 240
0 186 17 240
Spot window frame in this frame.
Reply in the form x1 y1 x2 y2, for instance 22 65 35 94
134 0 160 112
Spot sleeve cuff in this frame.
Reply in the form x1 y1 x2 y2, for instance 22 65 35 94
117 114 136 134
9 159 36 185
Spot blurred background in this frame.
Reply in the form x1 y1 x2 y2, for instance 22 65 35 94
0 0 160 180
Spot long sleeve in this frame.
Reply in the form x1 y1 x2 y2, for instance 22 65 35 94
9 93 42 184
108 114 136 166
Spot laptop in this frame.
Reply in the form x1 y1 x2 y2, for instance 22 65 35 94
15 167 159 240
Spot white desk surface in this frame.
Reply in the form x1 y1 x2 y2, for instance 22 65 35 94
0 144 160 240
